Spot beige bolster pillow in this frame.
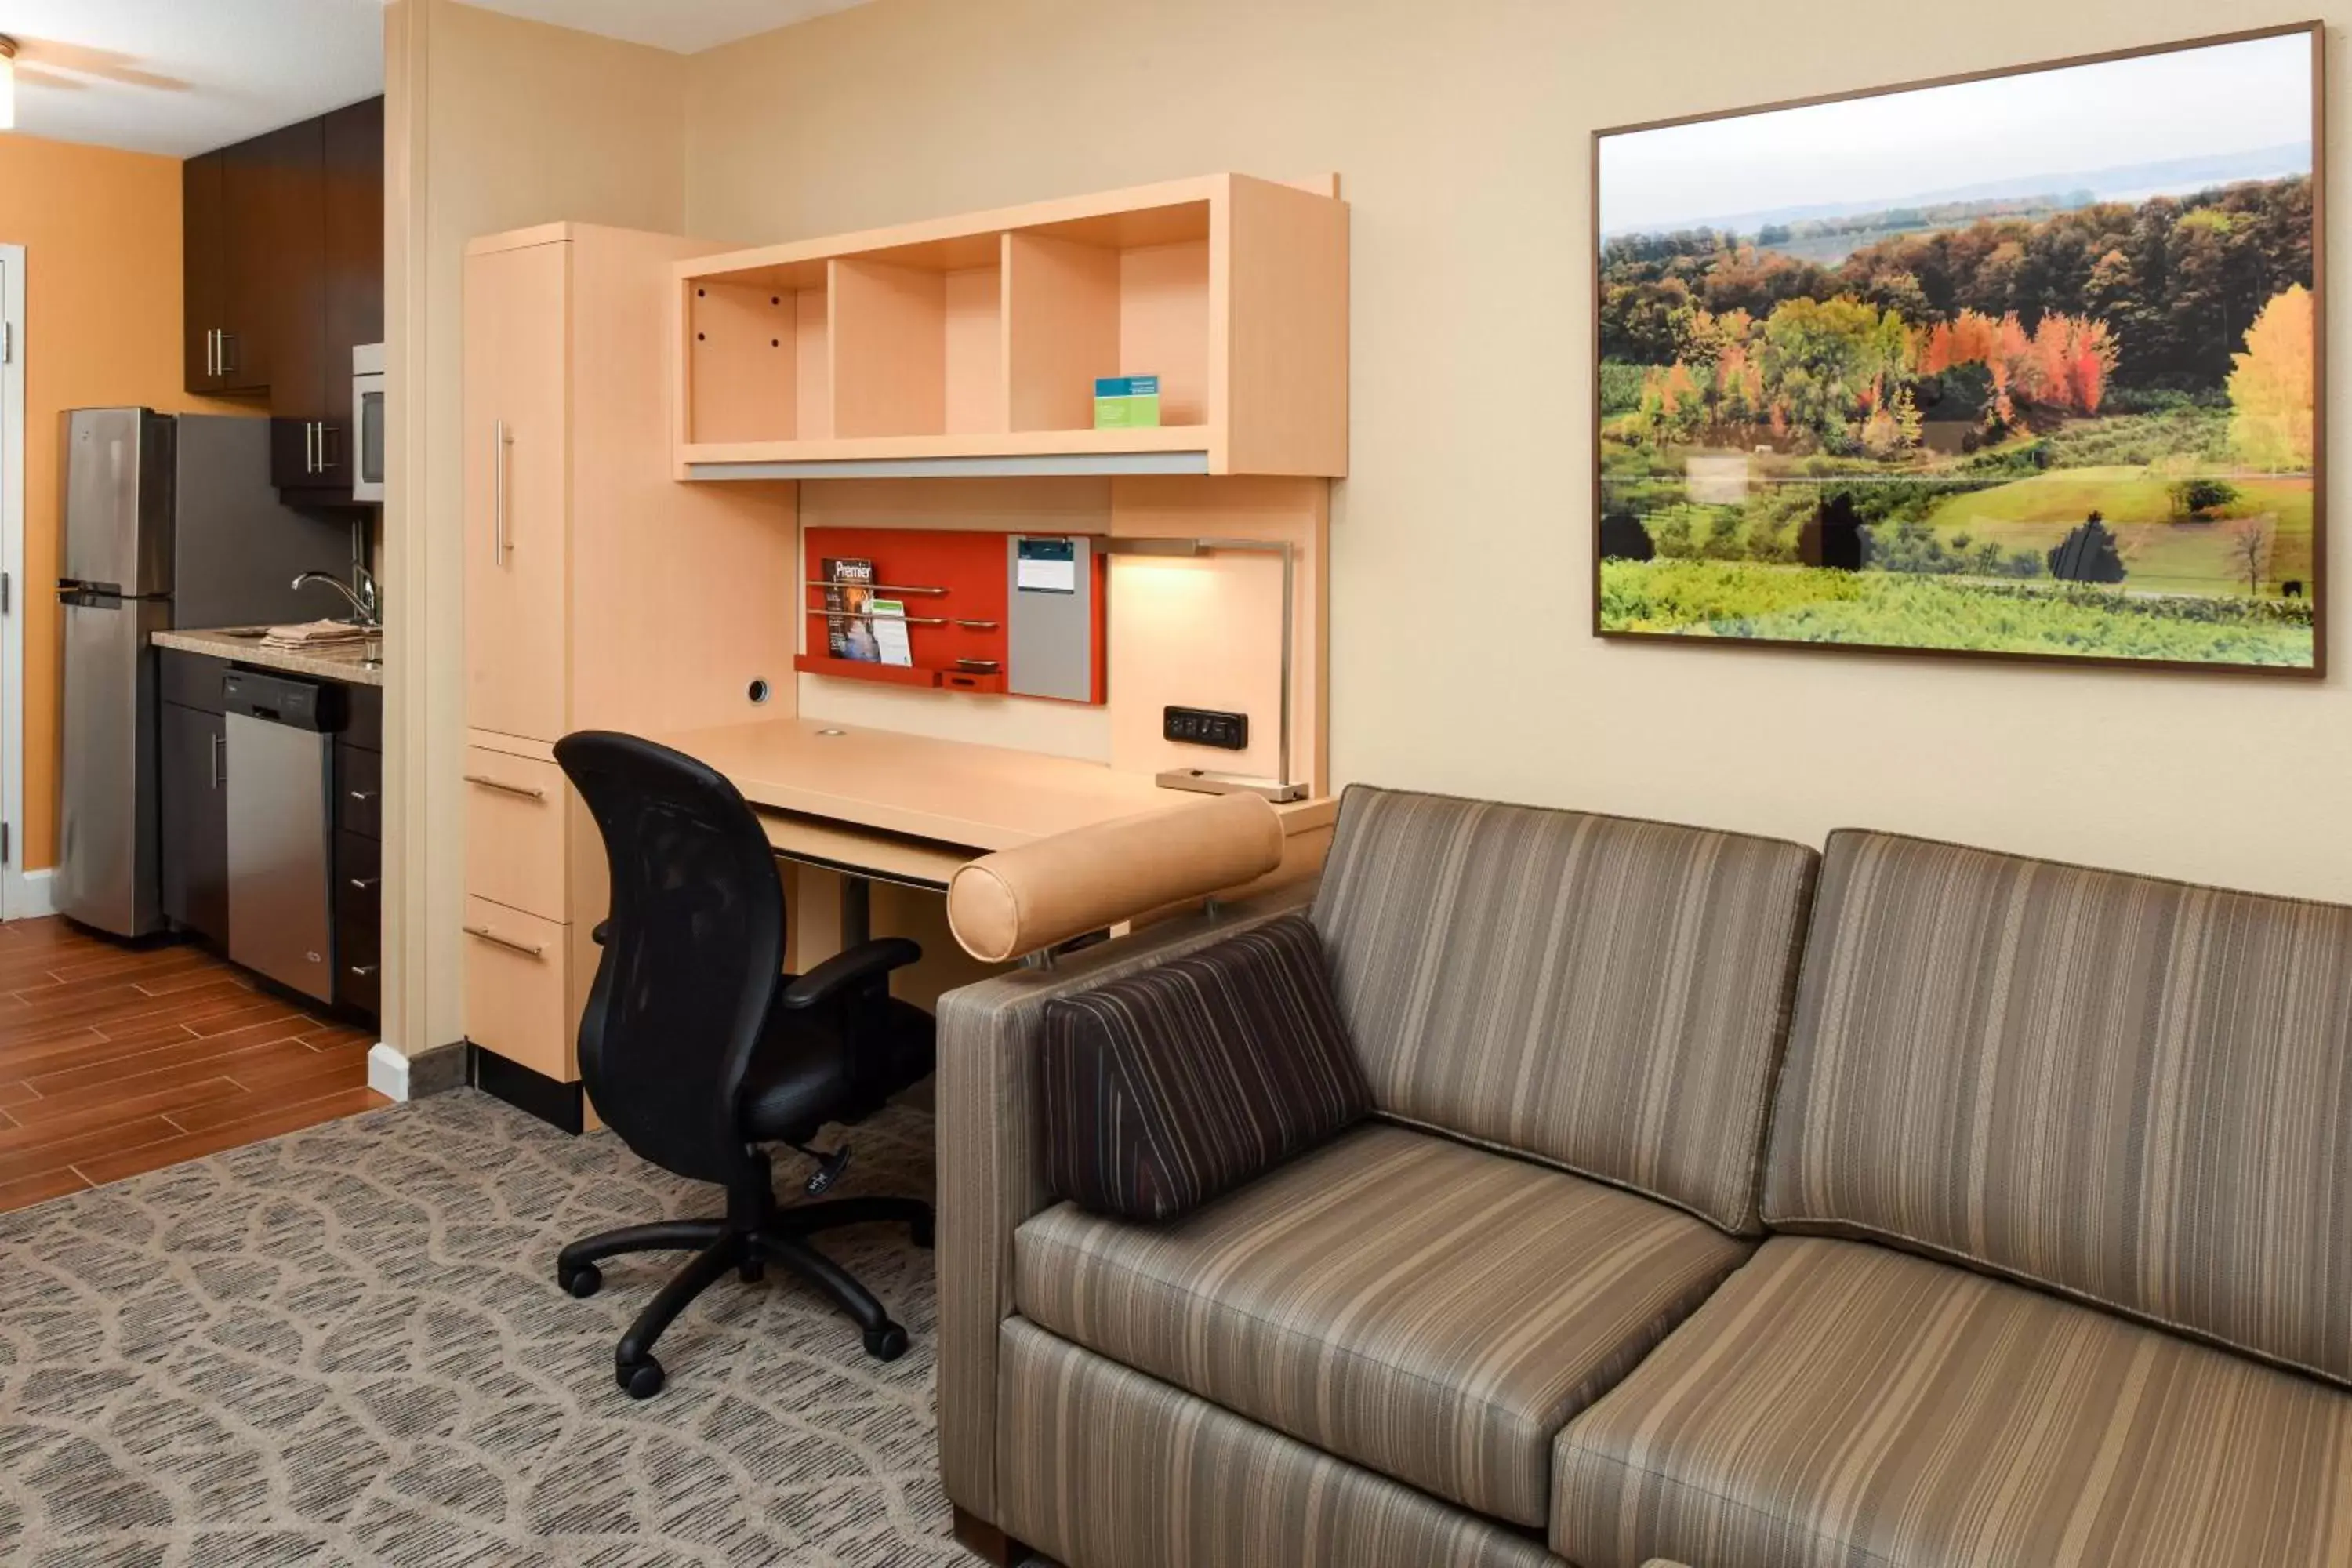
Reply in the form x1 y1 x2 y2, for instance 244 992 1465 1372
948 793 1285 962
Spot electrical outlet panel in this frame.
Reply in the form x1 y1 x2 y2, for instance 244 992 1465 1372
1164 706 1248 750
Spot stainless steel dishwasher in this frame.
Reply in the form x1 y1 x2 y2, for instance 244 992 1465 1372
223 670 343 1002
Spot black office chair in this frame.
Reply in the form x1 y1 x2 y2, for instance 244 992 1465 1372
550 730 936 1399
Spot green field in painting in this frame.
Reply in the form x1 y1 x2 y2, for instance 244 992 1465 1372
1600 558 2316 666
1919 467 2315 595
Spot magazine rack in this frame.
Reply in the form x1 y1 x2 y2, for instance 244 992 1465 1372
797 526 1105 702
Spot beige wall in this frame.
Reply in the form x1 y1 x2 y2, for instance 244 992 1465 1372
678 0 2352 904
0 134 246 871
383 0 689 1053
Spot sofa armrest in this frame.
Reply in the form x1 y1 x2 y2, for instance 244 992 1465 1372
933 877 1319 1526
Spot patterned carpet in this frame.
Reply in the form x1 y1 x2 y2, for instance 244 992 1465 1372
0 1088 970 1566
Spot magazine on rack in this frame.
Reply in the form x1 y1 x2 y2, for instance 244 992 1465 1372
822 557 879 662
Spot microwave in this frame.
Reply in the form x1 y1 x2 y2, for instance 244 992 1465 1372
352 343 386 503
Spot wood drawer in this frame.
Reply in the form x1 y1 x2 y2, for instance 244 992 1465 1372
336 830 381 1016
462 746 569 922
339 745 383 839
462 896 573 1083
160 648 231 714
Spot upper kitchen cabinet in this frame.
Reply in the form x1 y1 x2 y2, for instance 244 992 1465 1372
183 136 282 397
182 97 385 502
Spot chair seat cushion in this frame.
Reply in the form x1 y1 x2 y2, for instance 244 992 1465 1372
1041 913 1372 1222
738 992 935 1144
1552 1236 2352 1568
1014 1121 1754 1526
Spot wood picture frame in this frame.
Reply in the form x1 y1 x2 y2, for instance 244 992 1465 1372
1592 22 2326 677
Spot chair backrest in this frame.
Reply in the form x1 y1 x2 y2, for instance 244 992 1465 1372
1309 786 1819 1235
1766 830 2352 1388
554 730 784 1188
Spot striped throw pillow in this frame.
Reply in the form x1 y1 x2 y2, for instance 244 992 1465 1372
1043 914 1372 1222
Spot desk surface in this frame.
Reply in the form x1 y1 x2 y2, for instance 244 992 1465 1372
651 716 1312 854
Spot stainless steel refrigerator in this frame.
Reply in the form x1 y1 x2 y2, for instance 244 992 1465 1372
55 409 346 937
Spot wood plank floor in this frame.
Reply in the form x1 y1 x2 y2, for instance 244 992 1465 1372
0 916 389 1214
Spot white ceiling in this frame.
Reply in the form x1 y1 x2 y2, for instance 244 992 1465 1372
1 1 386 156
0 0 873 160
460 0 874 55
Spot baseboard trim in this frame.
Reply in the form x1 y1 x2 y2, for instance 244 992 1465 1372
7 866 54 920
367 1042 410 1100
367 1040 469 1102
469 1044 586 1134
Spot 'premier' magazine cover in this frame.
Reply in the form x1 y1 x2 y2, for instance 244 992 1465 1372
822 557 879 662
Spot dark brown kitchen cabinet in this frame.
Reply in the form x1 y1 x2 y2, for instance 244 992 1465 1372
182 96 383 500
158 650 232 949
313 96 387 493
183 139 281 397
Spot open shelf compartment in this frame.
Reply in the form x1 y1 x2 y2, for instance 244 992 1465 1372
675 175 1347 477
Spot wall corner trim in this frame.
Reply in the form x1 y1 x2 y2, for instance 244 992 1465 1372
5 866 53 921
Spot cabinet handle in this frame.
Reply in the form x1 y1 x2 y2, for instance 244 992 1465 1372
204 328 217 379
307 421 321 474
462 773 545 800
349 876 379 891
492 419 511 565
463 924 544 960
219 331 238 378
349 964 379 978
209 731 224 790
349 789 378 803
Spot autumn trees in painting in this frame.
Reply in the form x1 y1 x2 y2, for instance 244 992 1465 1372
1595 28 2321 671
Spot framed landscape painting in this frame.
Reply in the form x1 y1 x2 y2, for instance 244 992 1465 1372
1593 25 2324 674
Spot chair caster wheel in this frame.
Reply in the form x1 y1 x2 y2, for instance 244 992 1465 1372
910 1214 935 1250
560 1262 602 1298
864 1323 909 1362
617 1356 665 1399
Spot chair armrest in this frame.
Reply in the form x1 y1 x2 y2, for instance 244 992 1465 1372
933 877 1319 1527
779 937 922 1011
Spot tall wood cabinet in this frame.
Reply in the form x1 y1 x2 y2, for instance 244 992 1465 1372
461 224 797 1116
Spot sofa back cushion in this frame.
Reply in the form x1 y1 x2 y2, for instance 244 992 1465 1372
1309 786 1818 1235
1041 913 1373 1222
1766 829 2352 1387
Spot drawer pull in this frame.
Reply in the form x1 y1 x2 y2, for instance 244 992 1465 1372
349 964 379 978
463 924 545 960
349 876 380 891
349 789 379 803
462 773 546 800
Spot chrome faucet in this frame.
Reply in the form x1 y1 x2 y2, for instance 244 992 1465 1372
292 567 381 628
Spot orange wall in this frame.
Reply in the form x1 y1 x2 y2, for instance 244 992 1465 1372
0 132 244 871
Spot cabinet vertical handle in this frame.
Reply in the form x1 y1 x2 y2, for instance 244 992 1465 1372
203 329 216 379
492 419 511 565
304 421 318 474
219 332 238 378
210 731 224 789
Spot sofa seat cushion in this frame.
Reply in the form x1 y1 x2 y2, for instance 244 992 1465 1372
1552 1236 2352 1568
1014 1120 1754 1527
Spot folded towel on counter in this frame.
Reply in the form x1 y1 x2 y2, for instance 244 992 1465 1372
261 619 374 648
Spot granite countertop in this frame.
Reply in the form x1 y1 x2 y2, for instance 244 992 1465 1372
152 627 385 688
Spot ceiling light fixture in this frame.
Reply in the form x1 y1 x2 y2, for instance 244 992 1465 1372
0 38 16 132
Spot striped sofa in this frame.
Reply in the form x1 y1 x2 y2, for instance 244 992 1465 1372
936 787 2352 1568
